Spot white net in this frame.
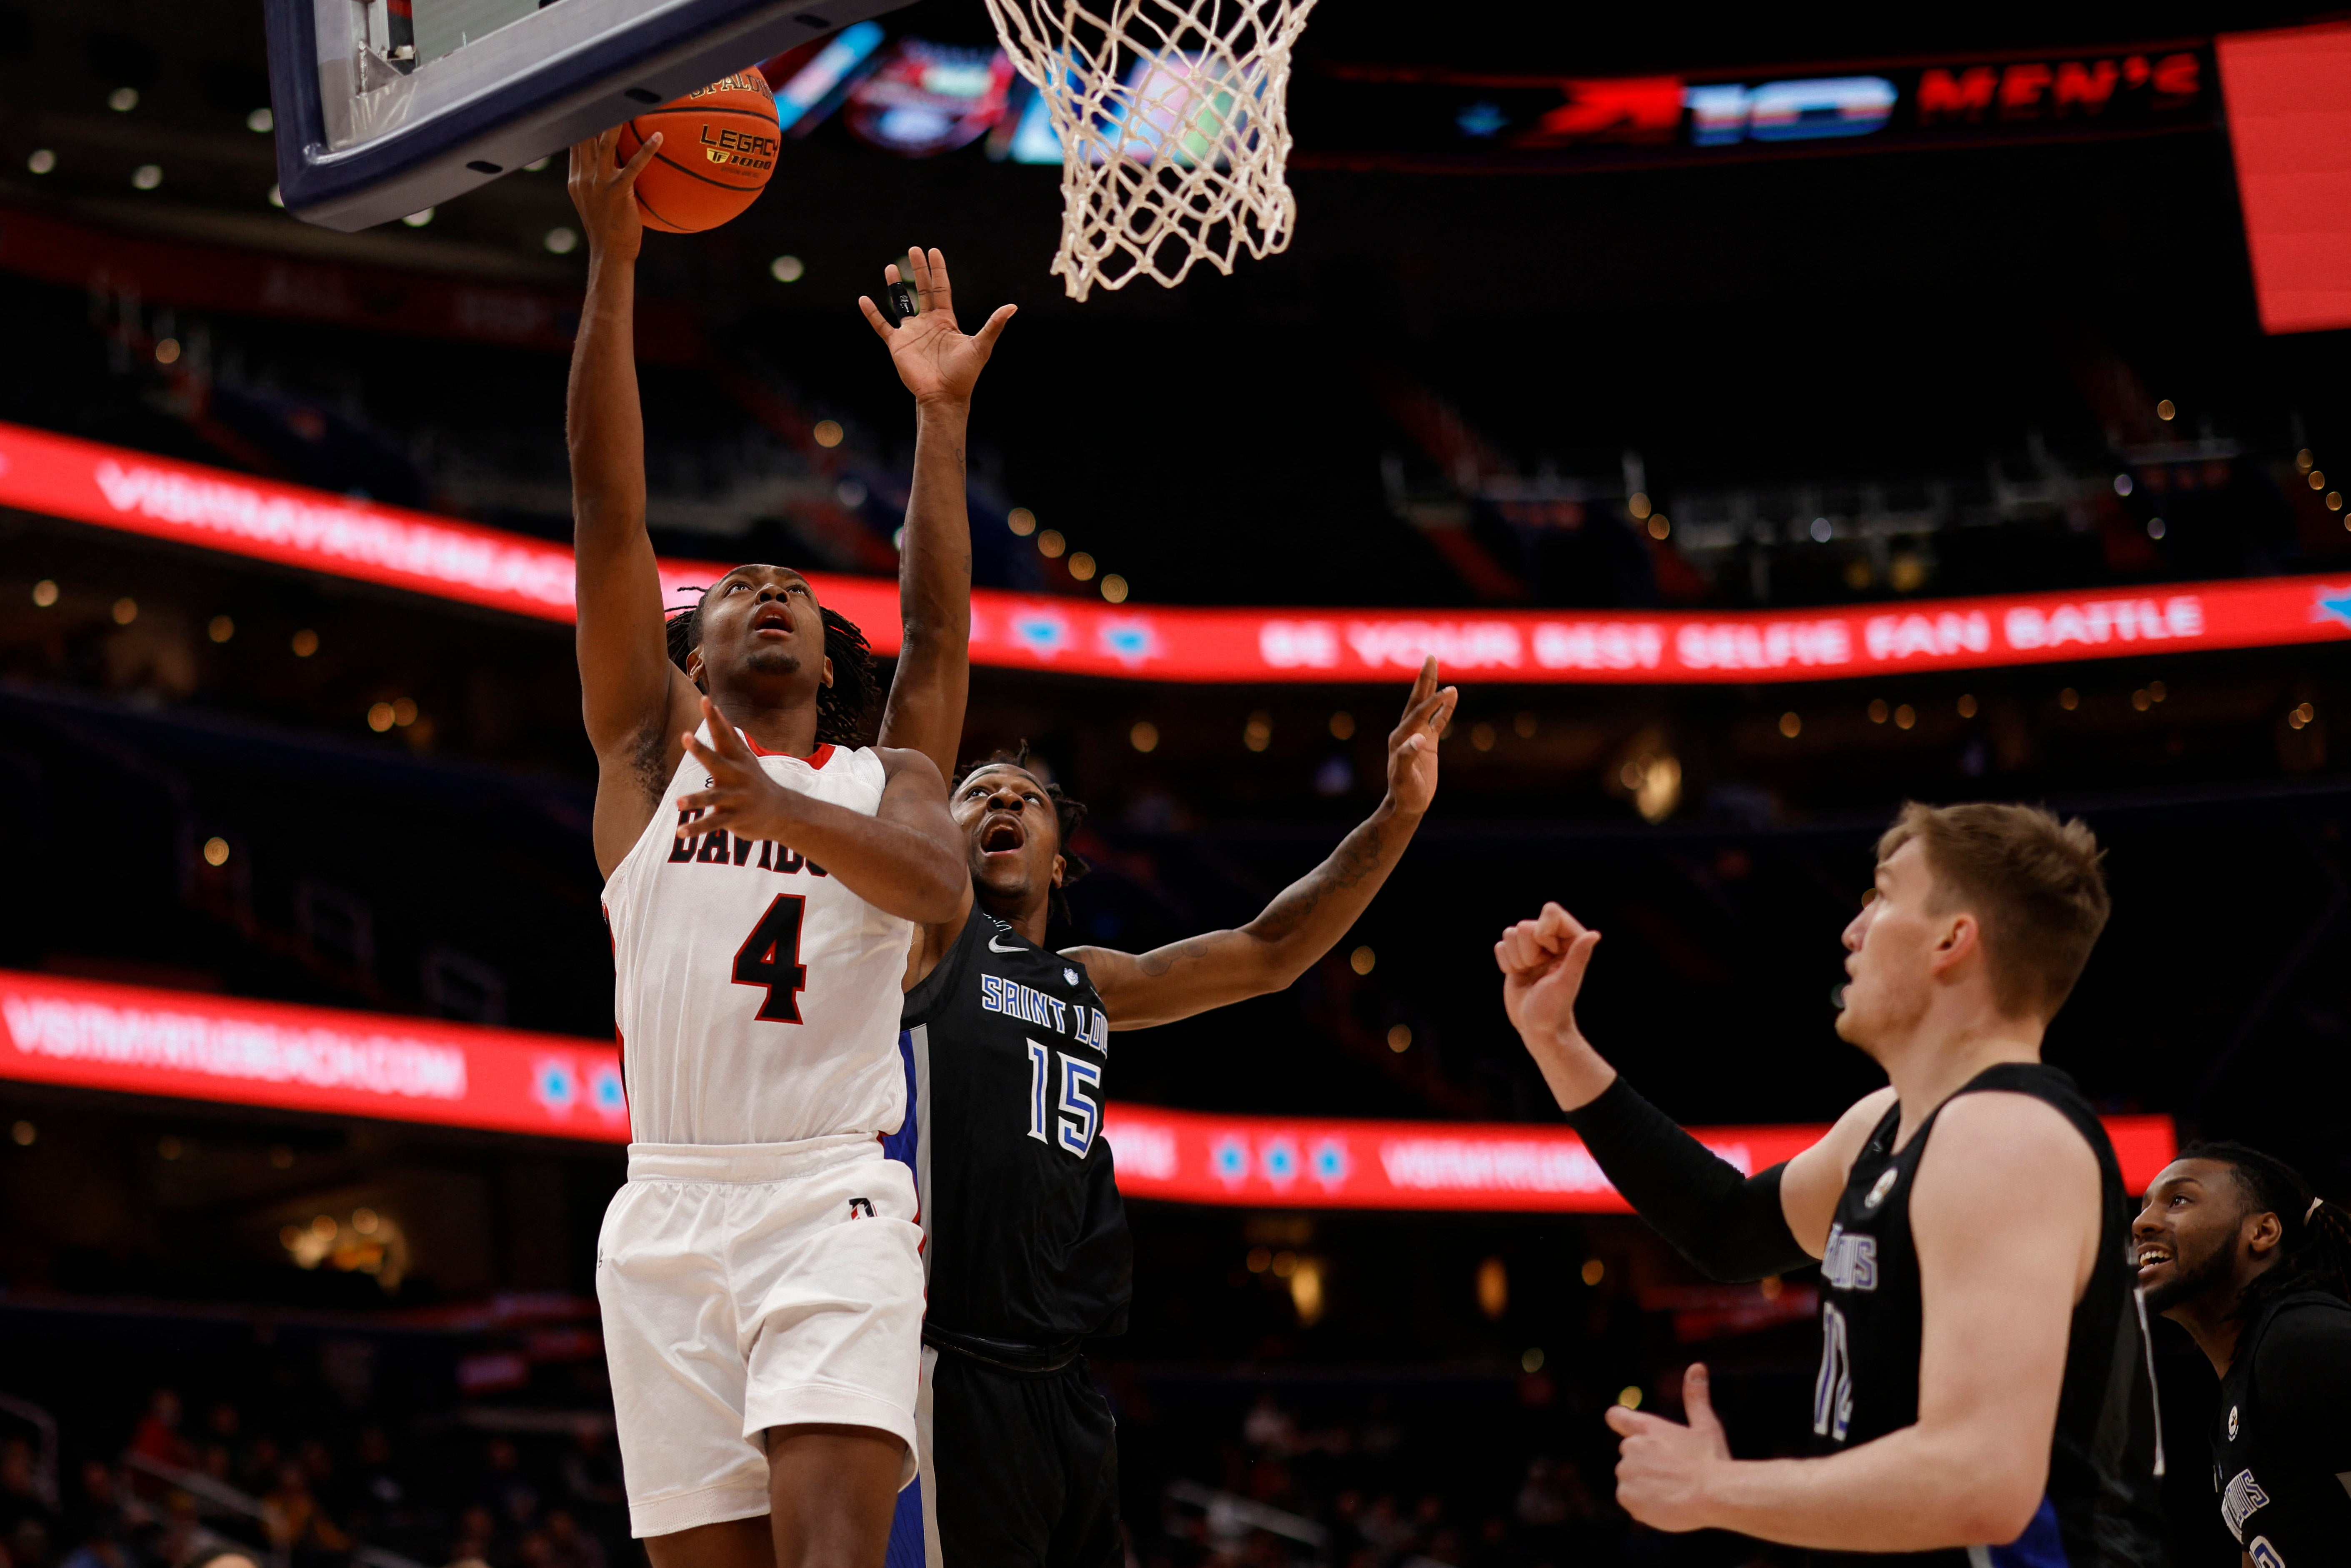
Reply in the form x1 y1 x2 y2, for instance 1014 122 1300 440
980 0 1317 300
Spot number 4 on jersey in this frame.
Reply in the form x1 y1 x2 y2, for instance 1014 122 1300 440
733 894 809 1023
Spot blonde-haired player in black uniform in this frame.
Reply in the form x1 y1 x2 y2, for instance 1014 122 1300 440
848 252 1456 1568
1495 802 2168 1564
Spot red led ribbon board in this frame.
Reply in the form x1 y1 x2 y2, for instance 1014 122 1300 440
0 971 630 1141
0 972 2178 1210
1100 1104 2180 1212
7 420 2348 684
2216 22 2351 335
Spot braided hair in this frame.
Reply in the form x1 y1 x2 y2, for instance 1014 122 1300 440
954 744 1090 926
2179 1140 2351 1316
665 587 880 749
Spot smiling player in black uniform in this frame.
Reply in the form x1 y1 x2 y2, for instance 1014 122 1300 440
848 250 1455 1568
2133 1142 2351 1564
1495 802 2168 1563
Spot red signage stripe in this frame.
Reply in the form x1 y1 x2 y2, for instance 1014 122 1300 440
0 971 2176 1211
7 419 2346 684
2217 21 2351 335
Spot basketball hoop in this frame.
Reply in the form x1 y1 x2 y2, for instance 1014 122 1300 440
980 0 1316 300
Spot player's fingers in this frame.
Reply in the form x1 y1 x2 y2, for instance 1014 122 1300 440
905 245 933 301
615 130 662 190
1393 683 1456 743
697 696 746 753
1682 1363 1721 1433
1603 1406 1653 1438
1426 688 1458 734
1501 924 1552 970
1521 912 1571 954
1536 901 1586 941
1408 655 1437 708
1392 694 1442 744
856 295 896 339
925 247 952 310
973 303 1017 352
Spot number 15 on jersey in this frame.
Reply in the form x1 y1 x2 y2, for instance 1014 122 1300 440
1027 1040 1101 1158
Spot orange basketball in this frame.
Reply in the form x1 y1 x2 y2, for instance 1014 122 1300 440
617 70 781 234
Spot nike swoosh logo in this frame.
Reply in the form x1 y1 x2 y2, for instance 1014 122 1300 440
988 935 1023 954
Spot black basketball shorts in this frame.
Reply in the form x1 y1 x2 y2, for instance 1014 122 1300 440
890 1344 1120 1568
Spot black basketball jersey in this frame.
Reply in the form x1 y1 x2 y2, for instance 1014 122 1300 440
1810 1062 2168 1566
2210 1290 2351 1563
887 905 1130 1349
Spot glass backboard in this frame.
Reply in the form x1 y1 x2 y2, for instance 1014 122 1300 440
265 0 915 231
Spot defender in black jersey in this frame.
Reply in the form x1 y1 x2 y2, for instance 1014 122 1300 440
2133 1142 2351 1563
878 666 1450 1568
846 276 1458 1568
1495 801 2168 1563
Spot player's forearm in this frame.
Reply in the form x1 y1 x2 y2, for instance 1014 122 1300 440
1235 798 1424 986
567 250 648 547
748 794 967 924
1691 1428 2044 1550
876 397 973 778
1517 1017 1618 1113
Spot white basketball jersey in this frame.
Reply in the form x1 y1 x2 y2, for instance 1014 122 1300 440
603 732 914 1146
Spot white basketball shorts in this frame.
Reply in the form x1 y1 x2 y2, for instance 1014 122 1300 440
597 1133 925 1538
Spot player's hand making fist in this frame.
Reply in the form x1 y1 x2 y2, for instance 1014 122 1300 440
1496 900 1602 1041
858 246 1016 409
567 125 660 262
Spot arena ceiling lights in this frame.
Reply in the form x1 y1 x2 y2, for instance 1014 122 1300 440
262 0 914 230
0 969 2180 1208
8 421 2349 687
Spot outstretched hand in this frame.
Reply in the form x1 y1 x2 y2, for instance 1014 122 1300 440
1384 657 1456 817
1494 901 1602 1043
567 125 661 262
857 246 1016 407
676 697 797 843
1604 1363 1731 1533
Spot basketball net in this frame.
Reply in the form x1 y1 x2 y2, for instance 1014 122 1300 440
980 0 1316 300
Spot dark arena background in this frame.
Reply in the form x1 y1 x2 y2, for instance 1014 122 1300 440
3 0 2350 1565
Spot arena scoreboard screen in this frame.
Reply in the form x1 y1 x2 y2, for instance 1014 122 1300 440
262 0 913 230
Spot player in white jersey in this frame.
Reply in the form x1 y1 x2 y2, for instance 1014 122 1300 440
565 128 1011 1568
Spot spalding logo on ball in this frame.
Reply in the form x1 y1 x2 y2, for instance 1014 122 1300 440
618 70 781 234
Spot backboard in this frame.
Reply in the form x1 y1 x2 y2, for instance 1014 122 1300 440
265 0 915 232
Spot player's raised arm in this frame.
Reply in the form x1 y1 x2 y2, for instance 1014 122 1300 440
1072 659 1455 1030
565 126 703 874
675 698 967 923
1496 901 1883 1274
860 246 1016 783
1602 1091 2100 1548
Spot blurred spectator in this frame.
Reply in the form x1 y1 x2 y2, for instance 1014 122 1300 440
540 1512 602 1568
343 1428 408 1538
128 1393 192 1475
449 1503 497 1566
0 1441 52 1536
234 1440 280 1498
480 1441 537 1535
8 1518 50 1568
260 1462 350 1568
557 1428 622 1516
64 1465 122 1548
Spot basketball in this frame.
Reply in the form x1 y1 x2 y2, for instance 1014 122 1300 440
616 70 780 234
